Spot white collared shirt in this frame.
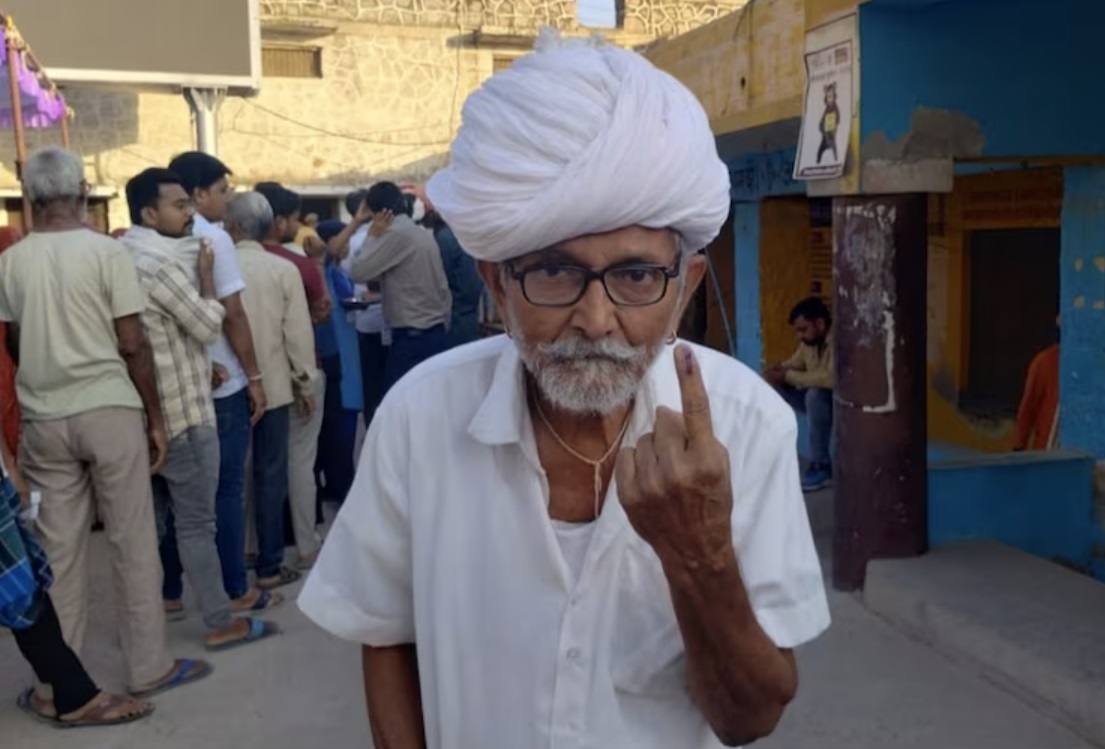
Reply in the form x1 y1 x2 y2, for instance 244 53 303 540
300 336 830 749
191 214 248 398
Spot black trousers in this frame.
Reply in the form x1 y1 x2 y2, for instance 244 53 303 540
358 332 388 429
13 594 99 715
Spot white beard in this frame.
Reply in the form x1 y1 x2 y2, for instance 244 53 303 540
513 332 664 415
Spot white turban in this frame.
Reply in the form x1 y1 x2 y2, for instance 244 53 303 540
425 29 730 262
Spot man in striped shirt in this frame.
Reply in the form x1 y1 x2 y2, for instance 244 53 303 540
122 169 280 652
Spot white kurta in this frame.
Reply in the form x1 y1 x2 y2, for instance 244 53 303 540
300 336 831 749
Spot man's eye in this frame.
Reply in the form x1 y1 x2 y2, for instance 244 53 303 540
533 265 567 279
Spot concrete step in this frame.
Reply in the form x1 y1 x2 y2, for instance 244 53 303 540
865 542 1105 747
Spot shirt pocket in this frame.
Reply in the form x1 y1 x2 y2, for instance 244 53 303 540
609 538 687 697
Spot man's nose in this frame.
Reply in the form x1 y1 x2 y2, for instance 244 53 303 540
569 277 618 340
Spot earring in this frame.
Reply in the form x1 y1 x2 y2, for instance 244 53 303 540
666 330 677 345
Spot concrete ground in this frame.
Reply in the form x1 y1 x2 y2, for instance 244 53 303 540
0 491 1097 748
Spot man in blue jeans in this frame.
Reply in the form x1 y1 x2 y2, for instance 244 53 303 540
765 297 834 492
349 182 452 391
165 152 274 614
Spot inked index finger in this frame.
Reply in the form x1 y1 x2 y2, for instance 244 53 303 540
674 344 714 442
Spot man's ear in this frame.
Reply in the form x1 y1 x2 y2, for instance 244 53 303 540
140 205 158 228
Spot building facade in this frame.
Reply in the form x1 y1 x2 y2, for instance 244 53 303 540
646 0 1105 586
0 0 745 229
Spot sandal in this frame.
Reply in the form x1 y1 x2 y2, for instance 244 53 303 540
17 688 153 729
231 587 284 613
206 618 281 652
130 658 213 699
256 566 300 591
164 601 187 622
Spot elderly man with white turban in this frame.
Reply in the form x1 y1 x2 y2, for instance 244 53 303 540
300 30 829 749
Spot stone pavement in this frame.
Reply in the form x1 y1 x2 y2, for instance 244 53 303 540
0 496 1096 749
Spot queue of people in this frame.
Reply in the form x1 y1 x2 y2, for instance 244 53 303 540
0 146 470 728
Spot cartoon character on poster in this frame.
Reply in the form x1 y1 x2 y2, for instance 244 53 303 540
817 83 839 164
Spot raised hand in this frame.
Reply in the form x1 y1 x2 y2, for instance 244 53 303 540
615 344 734 568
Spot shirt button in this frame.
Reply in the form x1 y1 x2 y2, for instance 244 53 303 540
566 647 581 661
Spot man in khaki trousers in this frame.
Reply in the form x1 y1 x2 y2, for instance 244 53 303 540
0 148 209 701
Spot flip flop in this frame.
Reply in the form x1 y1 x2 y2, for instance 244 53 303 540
130 658 213 699
257 566 300 591
165 604 187 623
231 588 284 613
16 689 153 729
205 618 281 653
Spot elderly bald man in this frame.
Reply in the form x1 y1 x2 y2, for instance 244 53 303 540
300 30 829 749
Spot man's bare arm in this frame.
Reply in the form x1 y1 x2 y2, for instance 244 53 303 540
362 645 426 749
665 556 798 746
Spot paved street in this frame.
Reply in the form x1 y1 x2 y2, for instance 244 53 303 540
0 495 1096 749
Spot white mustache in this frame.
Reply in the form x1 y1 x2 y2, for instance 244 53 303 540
535 337 641 363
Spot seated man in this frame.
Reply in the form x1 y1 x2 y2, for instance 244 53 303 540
765 297 834 492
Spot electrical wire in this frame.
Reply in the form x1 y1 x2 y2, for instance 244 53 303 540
704 245 737 358
241 99 452 147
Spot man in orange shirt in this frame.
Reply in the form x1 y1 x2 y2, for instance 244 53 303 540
1013 317 1060 452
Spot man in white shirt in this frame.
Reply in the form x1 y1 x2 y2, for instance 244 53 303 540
165 153 274 612
300 32 829 749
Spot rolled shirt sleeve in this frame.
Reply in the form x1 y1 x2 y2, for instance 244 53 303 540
299 397 415 645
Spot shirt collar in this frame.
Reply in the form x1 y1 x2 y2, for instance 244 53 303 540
236 239 265 253
467 338 680 448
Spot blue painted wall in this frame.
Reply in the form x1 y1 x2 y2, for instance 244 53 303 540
1060 167 1105 457
860 0 1105 158
929 451 1102 579
733 202 762 370
728 149 805 203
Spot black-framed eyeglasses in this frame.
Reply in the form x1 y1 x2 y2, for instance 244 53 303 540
507 255 682 308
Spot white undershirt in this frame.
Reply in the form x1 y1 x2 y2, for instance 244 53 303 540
551 519 596 586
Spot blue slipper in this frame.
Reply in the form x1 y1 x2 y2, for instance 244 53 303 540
130 658 213 699
205 618 281 653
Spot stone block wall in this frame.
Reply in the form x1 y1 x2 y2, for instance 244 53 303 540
0 0 745 229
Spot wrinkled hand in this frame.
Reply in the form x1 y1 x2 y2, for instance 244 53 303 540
616 345 734 567
298 393 316 420
248 379 268 427
148 421 168 475
369 209 393 238
211 363 229 391
197 239 215 278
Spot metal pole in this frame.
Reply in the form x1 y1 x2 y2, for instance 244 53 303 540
183 88 224 156
5 25 29 230
831 194 928 591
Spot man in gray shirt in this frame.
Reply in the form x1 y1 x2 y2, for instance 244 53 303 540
350 181 452 390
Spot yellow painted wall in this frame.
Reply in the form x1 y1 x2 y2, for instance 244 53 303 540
646 0 806 134
806 0 859 29
759 198 812 366
926 167 1063 452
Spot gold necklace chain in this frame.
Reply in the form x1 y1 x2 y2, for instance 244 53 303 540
532 392 632 520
